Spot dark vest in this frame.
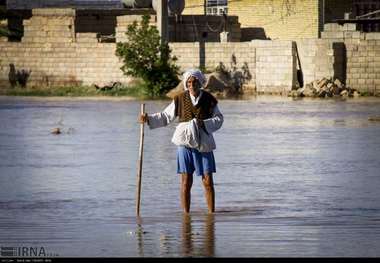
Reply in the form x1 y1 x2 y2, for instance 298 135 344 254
174 90 218 122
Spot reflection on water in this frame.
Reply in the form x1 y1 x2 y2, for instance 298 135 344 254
181 214 193 257
203 214 215 257
1 96 380 257
136 217 144 257
181 214 215 257
132 213 215 257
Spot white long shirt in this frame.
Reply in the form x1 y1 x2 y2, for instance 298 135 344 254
147 90 224 152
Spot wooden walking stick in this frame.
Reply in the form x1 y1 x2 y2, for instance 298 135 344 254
136 103 145 216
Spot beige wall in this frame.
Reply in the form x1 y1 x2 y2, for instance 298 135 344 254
0 9 130 88
229 0 320 40
0 41 130 88
182 0 204 15
2 8 380 95
322 23 380 94
169 42 257 91
182 0 322 40
296 39 335 85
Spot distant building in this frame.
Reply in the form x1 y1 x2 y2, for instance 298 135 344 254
183 0 380 40
4 0 380 41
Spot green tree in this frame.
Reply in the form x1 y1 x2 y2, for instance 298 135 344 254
0 5 8 37
116 14 179 97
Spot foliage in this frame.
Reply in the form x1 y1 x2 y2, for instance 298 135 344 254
115 14 179 97
198 65 213 74
0 5 7 37
0 26 9 37
0 6 22 39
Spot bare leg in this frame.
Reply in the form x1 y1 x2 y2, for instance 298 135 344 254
202 173 215 213
181 173 193 213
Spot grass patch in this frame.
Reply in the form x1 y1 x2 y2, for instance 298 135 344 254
2 85 97 97
0 82 159 99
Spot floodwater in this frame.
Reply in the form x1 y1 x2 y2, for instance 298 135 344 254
0 96 380 257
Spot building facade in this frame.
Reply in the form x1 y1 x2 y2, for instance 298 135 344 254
183 0 322 40
183 0 380 40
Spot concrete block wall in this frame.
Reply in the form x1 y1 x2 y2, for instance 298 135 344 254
1 25 296 94
116 15 156 43
322 23 362 42
7 10 378 95
74 42 129 86
252 40 296 94
314 41 335 80
204 42 253 75
169 42 200 71
0 42 79 88
321 22 380 94
22 8 76 43
0 9 130 88
297 39 335 84
0 41 130 88
170 42 255 89
345 39 380 95
170 40 297 94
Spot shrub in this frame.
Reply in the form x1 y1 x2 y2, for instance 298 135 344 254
115 14 179 97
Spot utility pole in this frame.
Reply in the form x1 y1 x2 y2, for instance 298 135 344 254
156 0 168 44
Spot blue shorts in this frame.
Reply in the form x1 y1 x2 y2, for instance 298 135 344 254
177 146 216 176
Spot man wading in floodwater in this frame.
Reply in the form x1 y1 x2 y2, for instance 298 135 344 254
139 69 224 213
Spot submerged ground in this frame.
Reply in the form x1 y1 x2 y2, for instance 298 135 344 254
0 96 380 257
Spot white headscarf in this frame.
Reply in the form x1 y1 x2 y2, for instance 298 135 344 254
182 69 207 90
